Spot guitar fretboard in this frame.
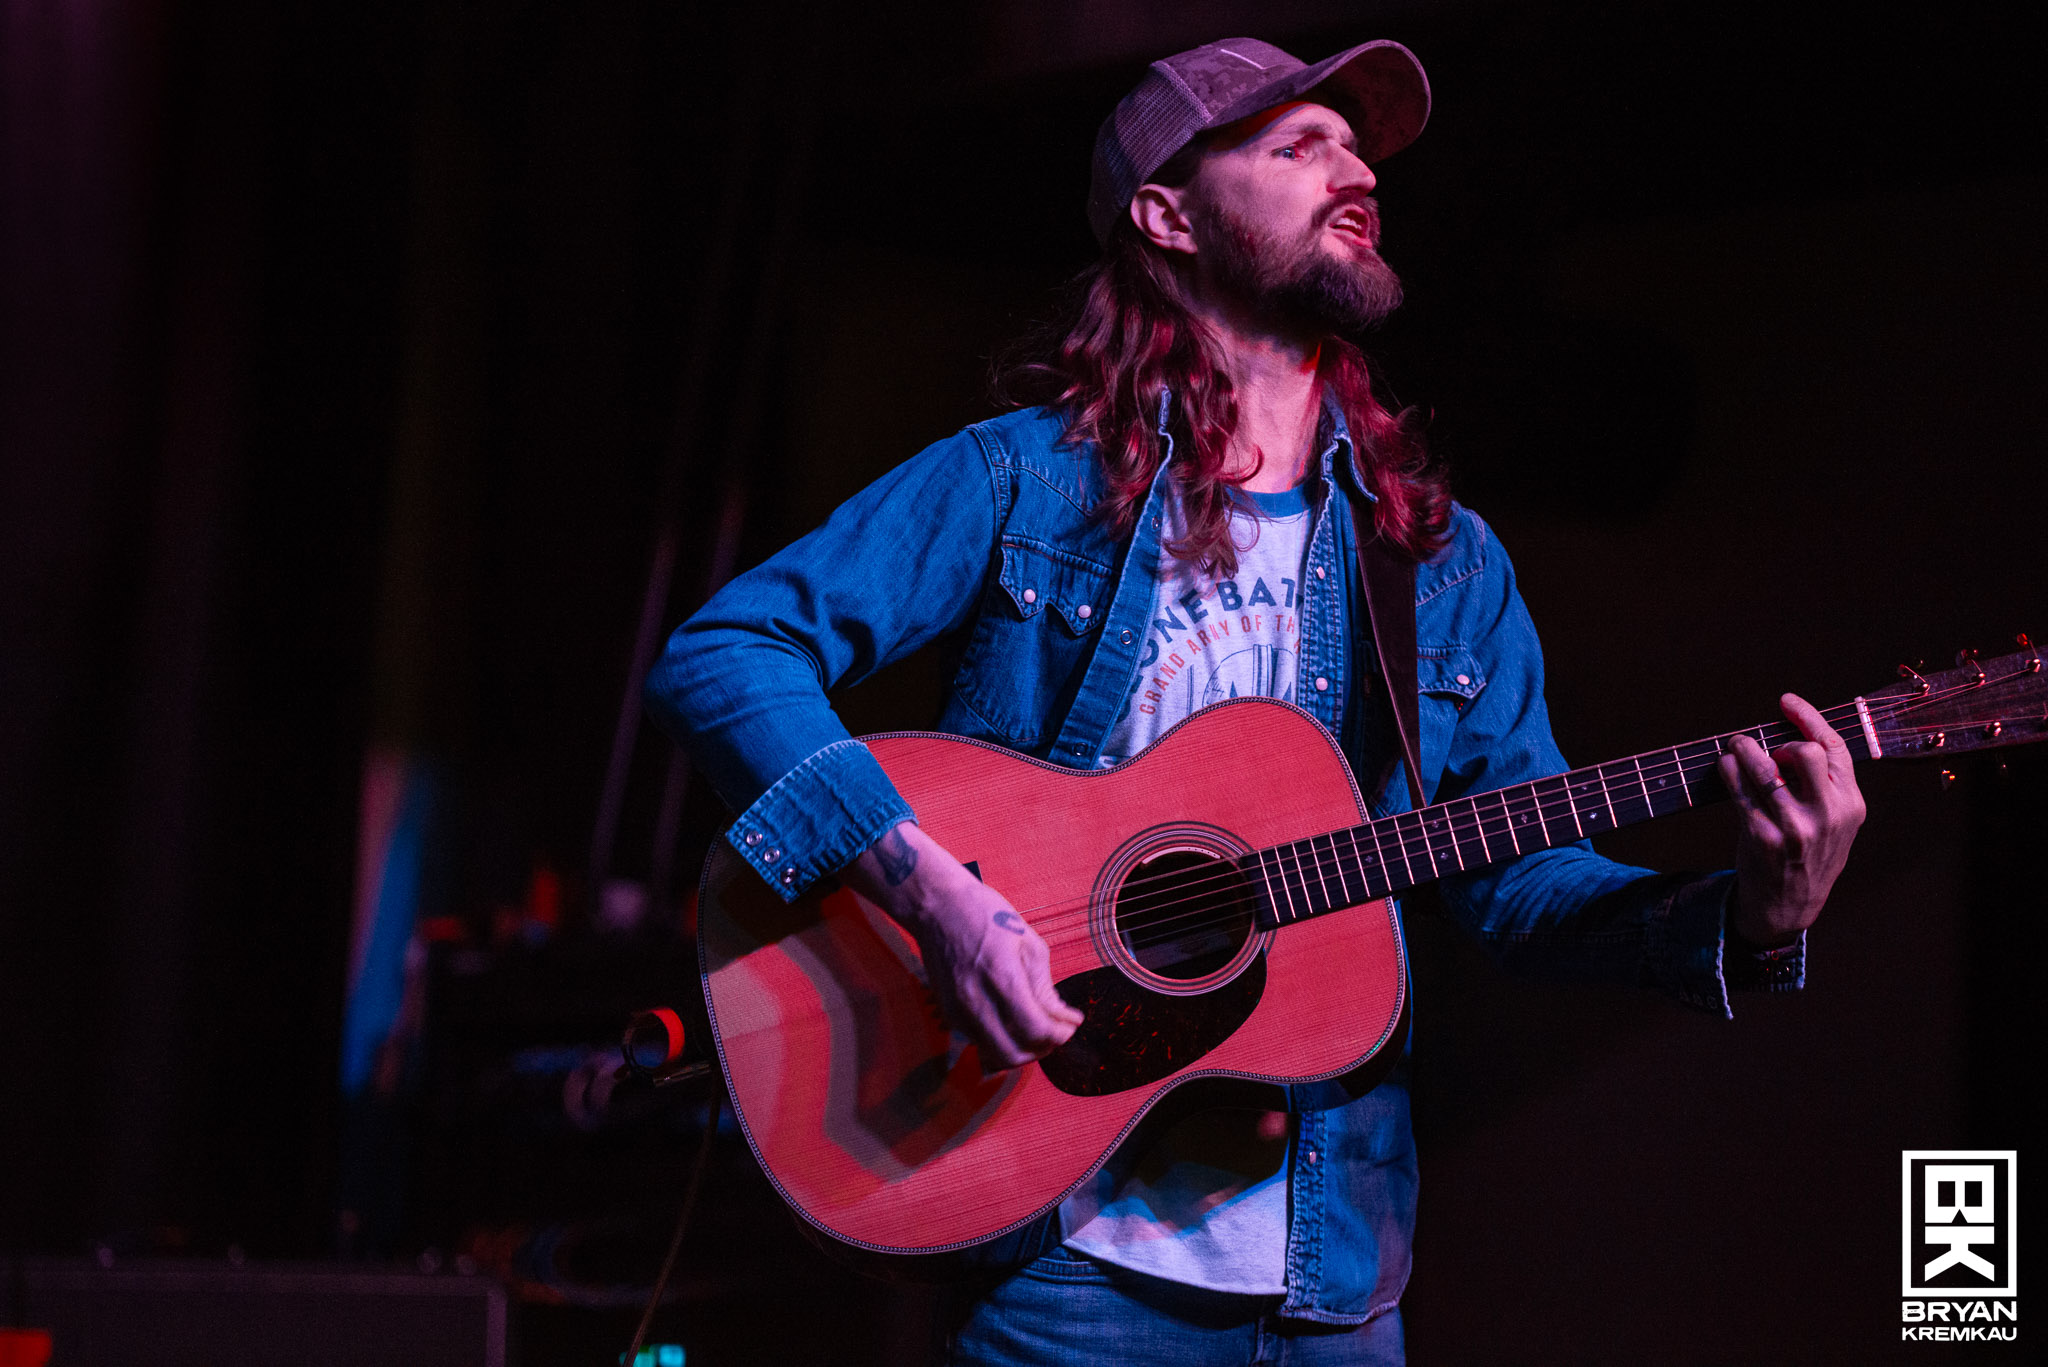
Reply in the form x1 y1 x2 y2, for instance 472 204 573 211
1241 715 1875 927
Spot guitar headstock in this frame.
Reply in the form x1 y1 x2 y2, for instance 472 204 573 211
1860 636 2048 759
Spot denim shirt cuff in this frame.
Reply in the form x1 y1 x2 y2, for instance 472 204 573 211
1643 870 1739 1018
1642 870 1810 1017
1724 924 1807 995
723 738 916 902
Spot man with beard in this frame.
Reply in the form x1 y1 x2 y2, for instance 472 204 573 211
645 36 1864 1365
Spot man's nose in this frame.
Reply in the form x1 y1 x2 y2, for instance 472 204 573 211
1332 146 1377 195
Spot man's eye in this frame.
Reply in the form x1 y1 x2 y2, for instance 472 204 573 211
1277 145 1300 160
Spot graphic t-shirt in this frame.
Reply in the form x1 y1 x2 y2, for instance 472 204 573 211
1097 483 1316 767
1061 480 1316 1294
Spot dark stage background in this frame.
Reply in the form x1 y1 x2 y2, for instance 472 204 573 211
2 1 2041 1363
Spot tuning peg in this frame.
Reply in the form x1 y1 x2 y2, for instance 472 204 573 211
2020 633 2041 673
1939 768 1959 790
1957 649 1986 685
1898 662 1931 694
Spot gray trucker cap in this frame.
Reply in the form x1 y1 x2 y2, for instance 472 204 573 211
1086 37 1431 246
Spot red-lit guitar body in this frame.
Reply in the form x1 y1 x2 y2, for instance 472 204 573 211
696 644 2048 1260
697 698 1406 1259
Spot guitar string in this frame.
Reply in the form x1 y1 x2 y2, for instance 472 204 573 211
1021 683 2017 953
1081 704 2023 958
1061 741 1758 955
1083 708 2019 959
1024 749 1786 953
1014 690 1890 935
836 676 2013 952
1072 668 2033 942
1087 697 2021 956
981 680 2028 954
998 670 2024 941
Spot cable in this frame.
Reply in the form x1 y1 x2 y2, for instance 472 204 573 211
622 1087 723 1367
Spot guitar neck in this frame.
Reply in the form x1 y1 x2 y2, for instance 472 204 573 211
1242 711 1875 929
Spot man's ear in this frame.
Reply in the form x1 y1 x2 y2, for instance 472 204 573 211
1130 184 1197 256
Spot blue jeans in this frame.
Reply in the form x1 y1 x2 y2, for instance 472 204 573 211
951 1246 1405 1366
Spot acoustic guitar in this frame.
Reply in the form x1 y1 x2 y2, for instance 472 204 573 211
696 641 2045 1260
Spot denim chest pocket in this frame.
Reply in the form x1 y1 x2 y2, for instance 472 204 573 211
951 538 1111 749
1415 646 1485 796
1418 648 1485 702
997 538 1108 634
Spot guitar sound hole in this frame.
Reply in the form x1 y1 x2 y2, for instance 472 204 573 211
1115 850 1254 980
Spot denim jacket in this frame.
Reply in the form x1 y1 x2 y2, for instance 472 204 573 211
645 402 1799 1323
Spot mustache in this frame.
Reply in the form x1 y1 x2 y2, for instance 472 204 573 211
1316 193 1382 245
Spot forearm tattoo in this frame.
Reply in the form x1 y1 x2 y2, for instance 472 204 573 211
876 827 919 887
992 910 1026 936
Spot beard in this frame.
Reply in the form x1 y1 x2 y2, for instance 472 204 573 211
1198 197 1404 338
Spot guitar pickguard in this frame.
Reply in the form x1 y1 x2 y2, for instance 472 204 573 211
1038 954 1267 1097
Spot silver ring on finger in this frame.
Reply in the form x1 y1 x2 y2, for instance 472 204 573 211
1761 776 1788 795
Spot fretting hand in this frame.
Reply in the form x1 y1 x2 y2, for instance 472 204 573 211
1717 693 1868 945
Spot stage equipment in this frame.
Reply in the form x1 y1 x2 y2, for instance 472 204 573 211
616 1009 723 1367
622 1007 712 1089
11 1258 504 1366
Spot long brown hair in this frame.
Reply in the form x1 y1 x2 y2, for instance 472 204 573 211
996 211 1450 576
